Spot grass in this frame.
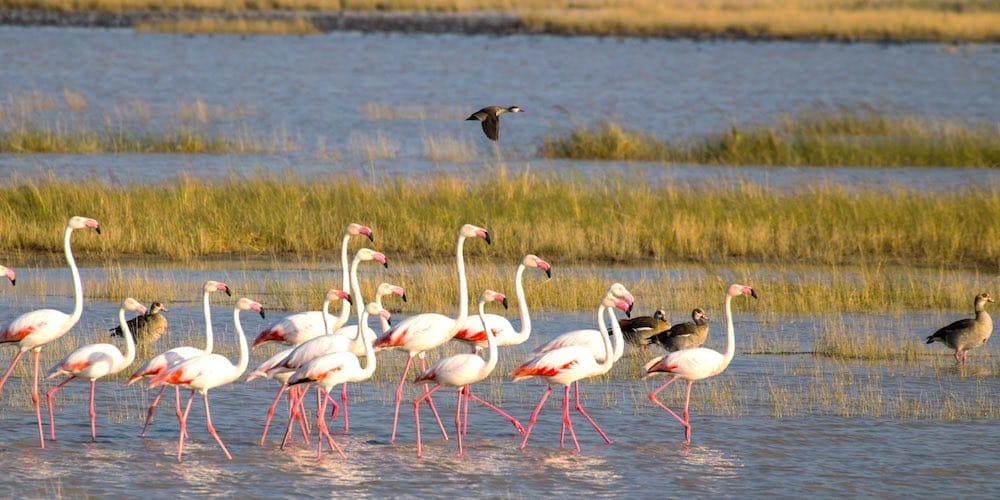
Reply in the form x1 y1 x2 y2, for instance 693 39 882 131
539 108 1000 167
2 1 999 42
135 16 319 35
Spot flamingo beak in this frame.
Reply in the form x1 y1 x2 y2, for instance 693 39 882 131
501 296 509 309
222 285 232 296
257 306 267 319
749 288 758 299
480 229 492 245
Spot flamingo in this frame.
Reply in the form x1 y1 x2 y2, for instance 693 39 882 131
45 298 144 442
373 223 491 444
148 297 265 462
285 301 389 460
413 289 521 458
644 283 757 443
125 280 231 437
511 291 632 453
252 222 373 347
0 215 101 448
0 265 14 286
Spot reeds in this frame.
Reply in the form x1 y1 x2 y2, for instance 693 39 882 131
539 108 1000 167
135 16 319 35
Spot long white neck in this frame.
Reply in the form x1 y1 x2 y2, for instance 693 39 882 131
480 301 498 378
359 310 377 378
64 224 85 331
720 294 736 370
117 306 137 372
202 288 215 353
606 305 625 362
452 234 470 332
375 295 392 333
232 307 250 379
596 304 613 370
512 264 531 342
350 255 365 319
322 298 334 335
339 232 352 320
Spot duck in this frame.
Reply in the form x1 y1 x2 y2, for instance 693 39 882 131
466 105 523 141
926 292 993 364
645 308 709 352
618 309 670 346
110 301 168 345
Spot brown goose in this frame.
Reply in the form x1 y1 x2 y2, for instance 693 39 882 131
111 301 169 344
926 292 993 364
618 309 670 346
645 308 709 352
466 105 523 141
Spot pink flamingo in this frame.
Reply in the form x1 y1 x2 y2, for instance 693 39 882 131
522 282 633 443
149 297 265 462
413 289 521 458
284 301 388 460
511 289 632 453
125 280 231 437
373 223 491 444
256 288 352 447
0 265 14 286
0 216 101 448
644 283 757 443
252 223 372 347
45 298 144 442
245 346 312 445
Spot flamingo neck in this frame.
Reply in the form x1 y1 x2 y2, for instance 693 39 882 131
513 264 531 341
232 307 249 378
360 311 377 378
322 298 334 335
202 288 214 353
480 302 498 378
340 232 352 320
596 304 613 371
606 305 625 362
454 234 469 327
118 306 137 371
375 295 391 333
350 255 364 319
721 294 736 369
65 224 85 330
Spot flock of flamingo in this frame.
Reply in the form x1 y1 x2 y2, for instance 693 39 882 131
2 214 759 463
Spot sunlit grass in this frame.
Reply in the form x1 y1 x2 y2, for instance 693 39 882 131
539 108 1000 167
135 16 319 35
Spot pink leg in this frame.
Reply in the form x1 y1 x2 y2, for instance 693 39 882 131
139 385 166 437
32 351 45 448
413 384 442 458
462 385 471 435
177 391 196 462
572 383 611 444
296 386 311 442
259 382 287 445
45 376 75 442
519 386 553 451
561 385 580 452
323 386 340 423
419 356 448 441
174 386 188 439
202 392 232 460
280 385 305 449
318 391 346 459
390 356 414 444
455 387 464 457
648 376 692 442
88 380 98 442
466 389 525 434
340 382 350 434
0 350 26 394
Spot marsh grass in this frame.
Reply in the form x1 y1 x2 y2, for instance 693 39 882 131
422 134 478 163
363 102 464 121
540 108 1000 167
135 16 319 35
814 314 927 361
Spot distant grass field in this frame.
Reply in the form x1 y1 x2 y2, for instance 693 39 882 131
1 0 998 42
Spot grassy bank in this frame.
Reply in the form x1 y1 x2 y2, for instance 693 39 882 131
1 1 999 42
539 108 1000 167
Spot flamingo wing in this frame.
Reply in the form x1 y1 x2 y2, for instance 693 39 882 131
414 354 485 387
253 310 331 347
374 313 452 350
1 309 68 344
512 346 594 382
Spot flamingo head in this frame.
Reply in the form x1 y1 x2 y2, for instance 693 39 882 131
325 288 353 305
602 295 632 318
237 297 266 319
728 284 757 299
607 282 635 315
356 248 388 268
480 289 508 310
205 280 232 296
460 224 491 245
0 265 14 286
68 216 101 235
365 301 391 323
346 223 374 242
523 254 552 279
376 282 407 303
123 297 146 315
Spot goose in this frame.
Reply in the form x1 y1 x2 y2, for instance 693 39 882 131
926 292 993 364
618 309 670 346
466 105 523 141
110 301 169 345
645 308 710 352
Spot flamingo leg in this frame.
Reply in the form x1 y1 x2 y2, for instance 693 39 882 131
419 356 448 441
561 385 580 452
45 375 76 442
0 349 26 394
318 391 346 459
681 380 694 443
572 382 611 445
280 385 303 450
455 387 464 457
466 389 525 435
296 386 311 442
462 384 471 435
413 384 442 458
202 392 232 460
88 379 98 442
519 386 552 451
174 386 188 439
259 382 287 445
139 385 167 437
390 356 414 444
340 382 349 434
177 391 196 462
32 351 45 448
648 376 692 442
323 386 340 423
